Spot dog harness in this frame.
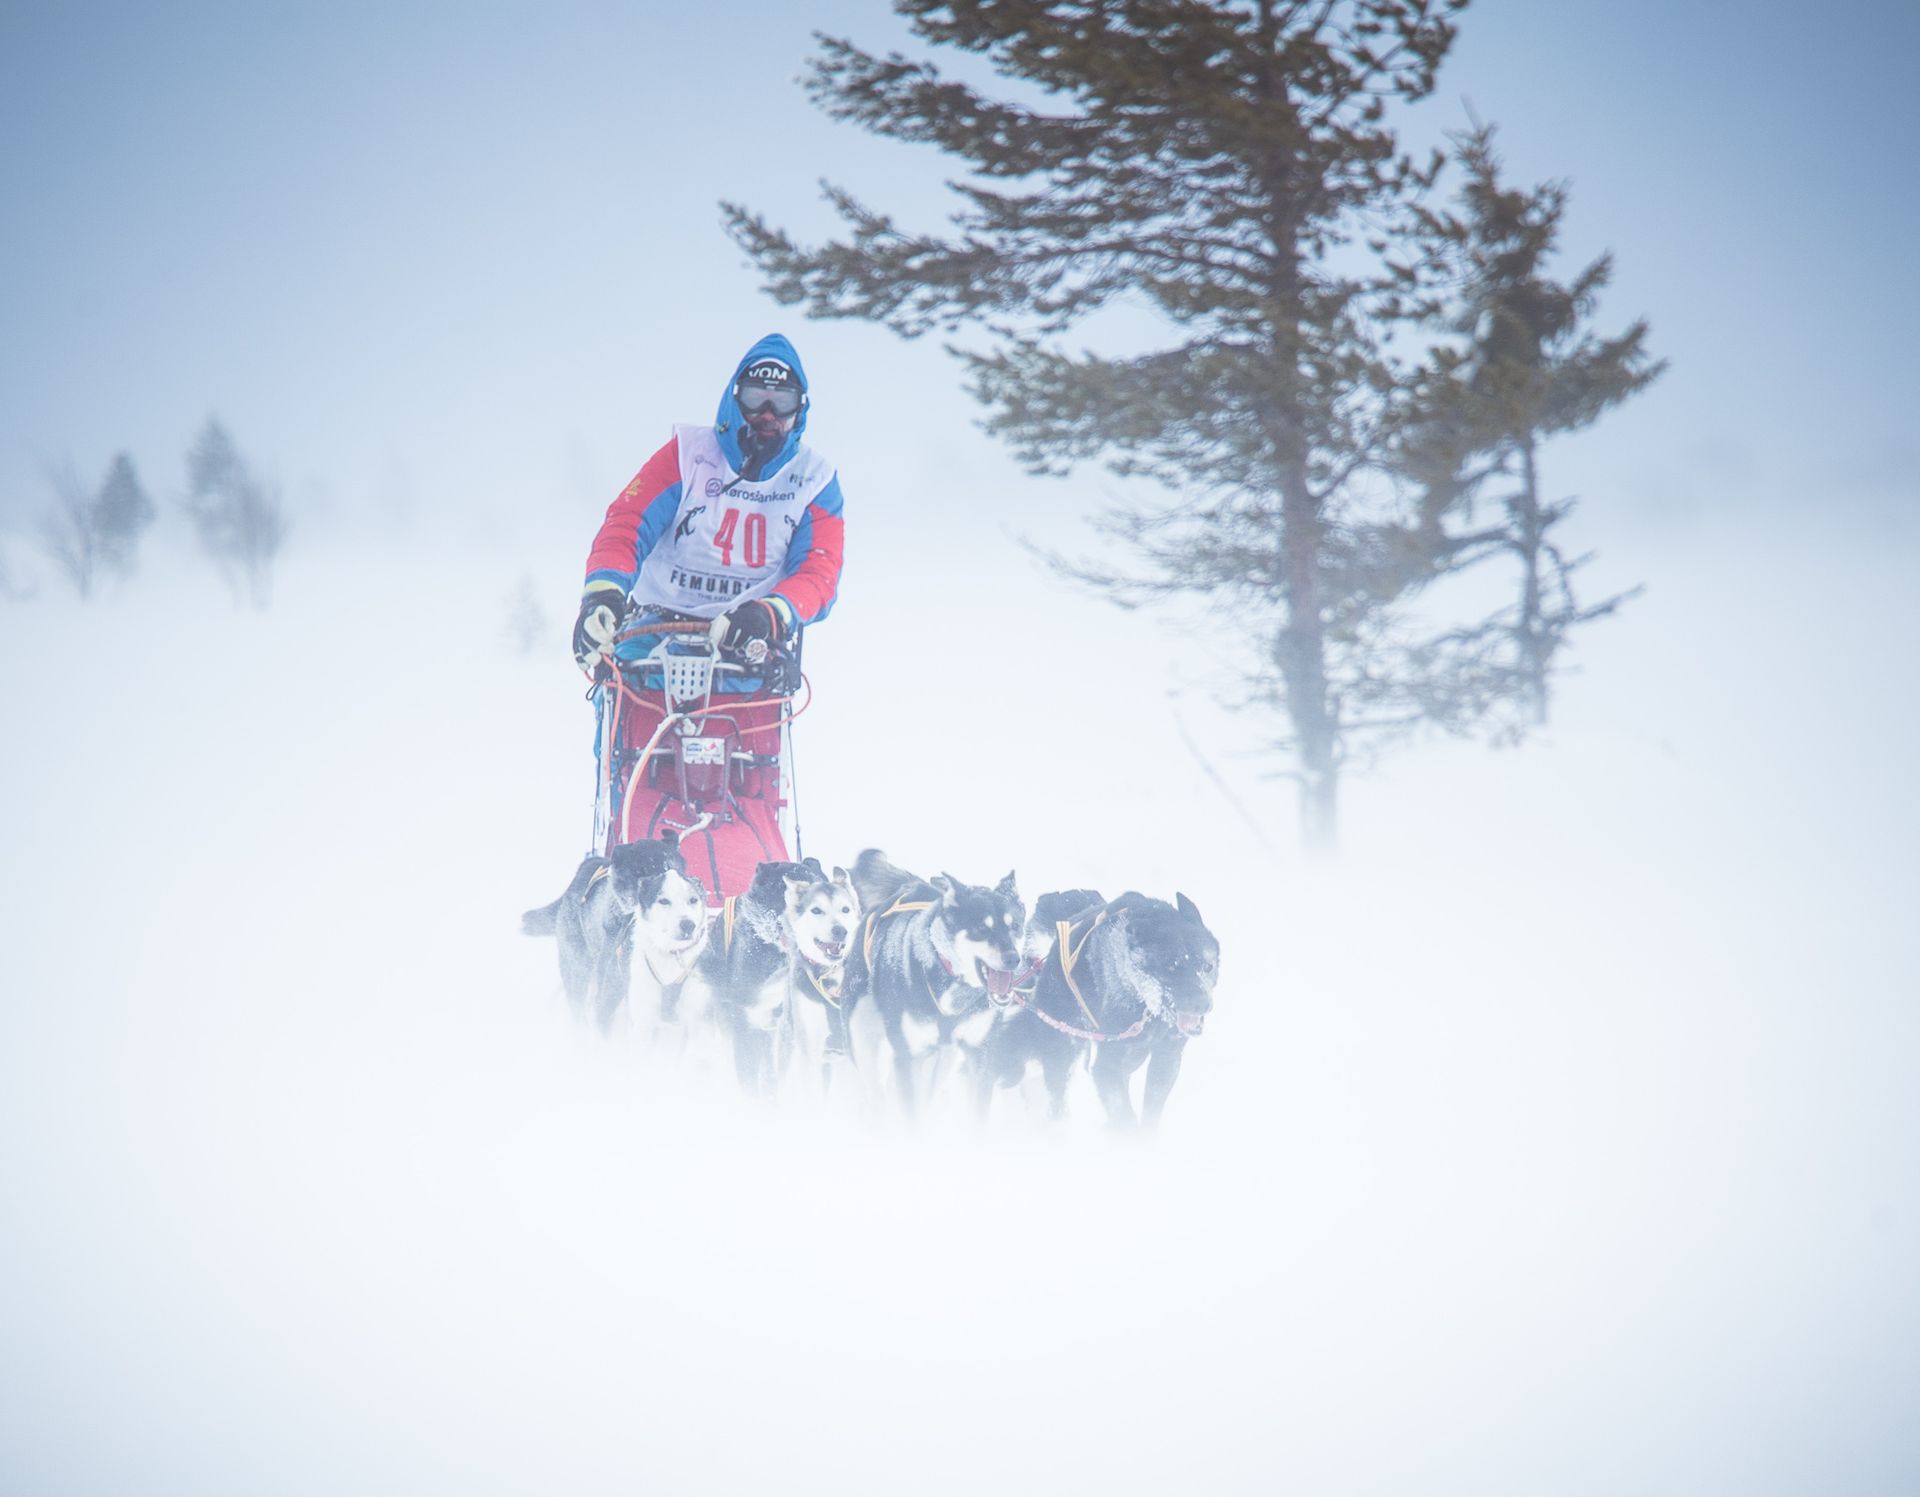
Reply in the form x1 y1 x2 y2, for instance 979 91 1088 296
1002 911 1150 1044
862 892 1014 1027
722 894 849 1055
860 894 932 967
718 893 792 958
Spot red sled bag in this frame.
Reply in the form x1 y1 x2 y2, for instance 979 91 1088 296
593 618 804 904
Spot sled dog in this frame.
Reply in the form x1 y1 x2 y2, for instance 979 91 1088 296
847 849 1026 1119
778 861 862 1094
1024 889 1107 962
699 858 812 1093
977 891 1219 1130
616 864 711 1038
697 859 860 1096
522 838 708 1034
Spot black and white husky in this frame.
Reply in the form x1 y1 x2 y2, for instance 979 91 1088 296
698 858 860 1095
847 849 1026 1119
777 862 862 1094
522 838 709 1035
618 864 711 1040
978 891 1219 1130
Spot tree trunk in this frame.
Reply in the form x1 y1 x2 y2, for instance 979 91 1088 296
1298 761 1338 850
1277 464 1339 849
1514 438 1549 725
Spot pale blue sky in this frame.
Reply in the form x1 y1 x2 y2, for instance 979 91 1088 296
1 0 1914 548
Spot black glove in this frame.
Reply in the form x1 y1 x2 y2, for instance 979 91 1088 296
572 589 628 670
714 594 779 648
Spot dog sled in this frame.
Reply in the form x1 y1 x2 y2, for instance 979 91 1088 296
589 614 809 905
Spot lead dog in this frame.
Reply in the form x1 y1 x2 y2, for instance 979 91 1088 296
695 858 860 1095
522 838 708 1035
978 891 1219 1129
775 862 862 1096
848 849 1026 1119
617 863 711 1040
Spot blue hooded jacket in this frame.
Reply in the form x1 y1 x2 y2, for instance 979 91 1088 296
714 332 810 481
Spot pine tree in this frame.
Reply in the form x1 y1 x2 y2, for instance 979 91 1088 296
724 1 1650 844
184 418 288 609
1416 125 1664 728
93 453 156 582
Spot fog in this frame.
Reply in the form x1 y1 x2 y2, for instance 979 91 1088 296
6 2 1919 1492
2 484 1915 1494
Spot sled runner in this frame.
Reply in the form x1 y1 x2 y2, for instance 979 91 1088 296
589 615 809 904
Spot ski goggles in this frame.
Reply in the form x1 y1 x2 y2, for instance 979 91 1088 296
735 384 803 418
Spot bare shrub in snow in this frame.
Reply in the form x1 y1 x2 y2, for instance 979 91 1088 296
34 452 156 598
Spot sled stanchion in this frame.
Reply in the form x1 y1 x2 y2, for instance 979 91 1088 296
589 672 623 858
590 682 605 855
786 704 802 865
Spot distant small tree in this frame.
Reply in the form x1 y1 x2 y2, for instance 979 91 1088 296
94 453 156 581
36 462 100 599
35 451 155 598
184 418 288 608
503 573 549 654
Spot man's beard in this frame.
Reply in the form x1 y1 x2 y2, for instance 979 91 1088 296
739 423 787 479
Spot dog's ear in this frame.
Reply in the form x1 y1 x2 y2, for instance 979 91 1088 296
830 865 851 888
932 873 956 900
1176 892 1204 926
801 855 824 877
649 830 686 873
996 870 1019 901
604 855 645 907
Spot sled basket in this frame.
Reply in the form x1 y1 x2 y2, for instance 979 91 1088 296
661 646 717 706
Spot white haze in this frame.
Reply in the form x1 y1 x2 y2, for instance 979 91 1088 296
6 2 1919 1490
2 491 1915 1496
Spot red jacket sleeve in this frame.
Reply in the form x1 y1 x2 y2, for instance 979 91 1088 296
772 503 844 625
584 438 681 591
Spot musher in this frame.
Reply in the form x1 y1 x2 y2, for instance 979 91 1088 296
572 333 845 672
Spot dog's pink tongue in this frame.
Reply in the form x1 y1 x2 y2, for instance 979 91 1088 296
984 968 1016 998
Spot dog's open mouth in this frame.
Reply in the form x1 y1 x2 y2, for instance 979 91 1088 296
1175 1010 1206 1036
981 966 1018 999
812 938 845 962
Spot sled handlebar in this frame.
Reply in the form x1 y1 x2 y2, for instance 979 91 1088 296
614 617 714 644
593 611 800 695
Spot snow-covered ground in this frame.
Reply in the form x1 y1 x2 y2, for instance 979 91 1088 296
1 506 1915 1496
